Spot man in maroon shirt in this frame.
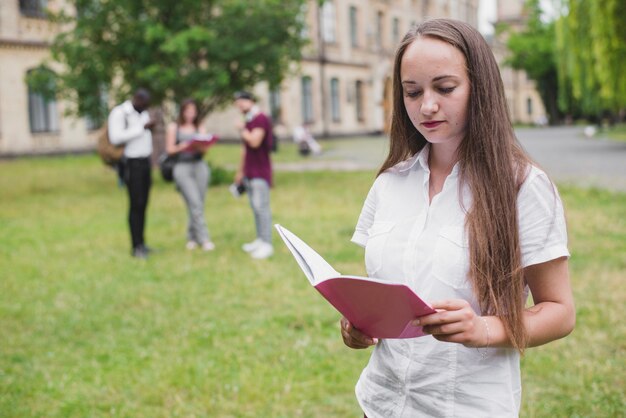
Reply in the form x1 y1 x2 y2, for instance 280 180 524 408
233 91 274 259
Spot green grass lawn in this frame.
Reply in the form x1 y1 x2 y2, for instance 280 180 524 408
208 135 389 169
1 153 624 417
605 123 626 143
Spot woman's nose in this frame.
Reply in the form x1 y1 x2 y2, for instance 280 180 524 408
420 92 439 115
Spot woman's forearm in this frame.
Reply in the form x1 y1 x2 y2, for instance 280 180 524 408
482 301 575 349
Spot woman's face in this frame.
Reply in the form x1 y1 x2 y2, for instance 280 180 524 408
400 36 470 153
183 103 197 123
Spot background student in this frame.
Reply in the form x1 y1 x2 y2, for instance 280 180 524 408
108 88 156 259
165 99 215 251
233 91 275 260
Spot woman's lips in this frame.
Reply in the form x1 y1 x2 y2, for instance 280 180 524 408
421 121 443 129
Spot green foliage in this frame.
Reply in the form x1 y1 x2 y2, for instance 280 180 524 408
556 0 626 117
505 0 626 120
0 154 625 417
24 65 58 102
207 162 234 186
39 0 308 121
605 123 626 143
504 1 553 83
504 0 561 123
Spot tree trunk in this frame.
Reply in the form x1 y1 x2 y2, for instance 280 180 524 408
149 106 166 167
538 71 561 125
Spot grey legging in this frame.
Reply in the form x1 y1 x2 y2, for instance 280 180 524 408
245 177 272 244
173 160 211 244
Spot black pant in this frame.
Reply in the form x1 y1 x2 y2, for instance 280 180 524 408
124 158 152 250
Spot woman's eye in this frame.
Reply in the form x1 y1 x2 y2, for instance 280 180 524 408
439 86 456 94
404 91 422 98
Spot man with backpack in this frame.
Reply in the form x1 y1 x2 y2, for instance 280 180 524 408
108 88 156 259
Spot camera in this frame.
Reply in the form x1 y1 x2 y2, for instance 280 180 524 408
229 182 246 198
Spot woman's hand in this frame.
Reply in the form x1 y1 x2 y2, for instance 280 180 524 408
340 317 378 349
413 299 488 348
176 143 189 153
234 170 244 185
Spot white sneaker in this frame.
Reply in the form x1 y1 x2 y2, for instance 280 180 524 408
250 242 274 259
201 241 216 251
242 238 263 253
186 241 198 250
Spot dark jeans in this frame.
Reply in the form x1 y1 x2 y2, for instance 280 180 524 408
124 157 152 250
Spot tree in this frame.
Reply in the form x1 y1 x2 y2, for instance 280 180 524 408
501 0 561 124
29 0 308 123
555 0 626 120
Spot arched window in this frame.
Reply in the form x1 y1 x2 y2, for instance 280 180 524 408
330 78 340 122
355 80 364 122
20 0 48 18
301 76 314 123
85 88 109 130
26 68 59 133
392 17 401 44
349 6 358 47
376 11 384 49
269 87 282 123
321 1 336 43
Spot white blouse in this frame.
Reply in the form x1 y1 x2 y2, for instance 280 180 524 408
351 146 569 418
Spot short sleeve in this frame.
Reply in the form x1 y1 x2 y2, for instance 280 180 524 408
247 114 272 149
351 174 387 247
518 168 570 267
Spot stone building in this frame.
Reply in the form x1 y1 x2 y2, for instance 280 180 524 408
491 0 547 125
204 0 480 140
0 0 481 156
0 0 97 156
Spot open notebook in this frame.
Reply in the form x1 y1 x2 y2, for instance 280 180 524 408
182 134 218 151
275 224 435 339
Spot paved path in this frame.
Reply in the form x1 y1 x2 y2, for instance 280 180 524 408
516 126 626 192
275 126 626 192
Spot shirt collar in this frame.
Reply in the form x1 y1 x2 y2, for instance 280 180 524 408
245 105 260 122
397 145 430 173
122 100 133 112
396 144 460 178
122 100 144 115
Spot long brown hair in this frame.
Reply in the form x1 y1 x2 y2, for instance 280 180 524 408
177 98 199 128
381 19 532 352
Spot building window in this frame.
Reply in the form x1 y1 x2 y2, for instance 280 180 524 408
85 88 109 130
27 70 59 133
269 87 282 123
85 116 100 131
392 17 401 44
321 1 336 43
330 78 340 122
376 11 384 50
301 76 314 123
527 98 533 116
19 0 48 18
298 3 309 39
422 0 431 18
349 6 358 48
355 80 364 122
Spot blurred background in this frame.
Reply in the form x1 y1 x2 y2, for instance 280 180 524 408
2 0 624 157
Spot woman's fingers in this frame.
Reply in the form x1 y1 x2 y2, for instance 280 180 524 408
340 317 378 349
413 299 474 327
409 300 485 346
422 321 469 336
